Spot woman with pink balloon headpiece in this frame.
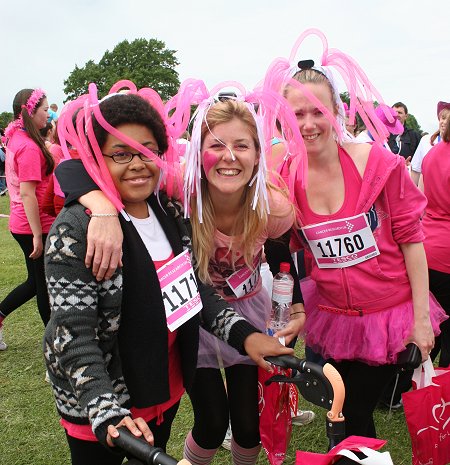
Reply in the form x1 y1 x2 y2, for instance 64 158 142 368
261 28 448 438
43 81 293 465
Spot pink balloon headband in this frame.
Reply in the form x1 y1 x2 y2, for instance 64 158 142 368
57 80 181 213
166 78 305 223
261 28 394 147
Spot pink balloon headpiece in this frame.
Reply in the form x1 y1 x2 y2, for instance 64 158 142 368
57 80 181 215
166 79 305 223
259 28 397 193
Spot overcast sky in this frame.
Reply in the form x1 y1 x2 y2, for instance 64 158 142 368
3 0 449 133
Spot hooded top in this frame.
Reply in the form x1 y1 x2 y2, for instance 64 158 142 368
291 143 427 311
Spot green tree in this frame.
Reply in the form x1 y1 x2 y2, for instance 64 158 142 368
405 114 422 134
0 112 13 130
64 38 180 102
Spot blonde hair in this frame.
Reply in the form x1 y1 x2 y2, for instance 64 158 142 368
191 100 288 284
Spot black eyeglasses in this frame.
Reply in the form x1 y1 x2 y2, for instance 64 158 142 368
102 150 163 164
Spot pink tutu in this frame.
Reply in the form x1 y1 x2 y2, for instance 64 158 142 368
301 277 448 366
197 288 271 368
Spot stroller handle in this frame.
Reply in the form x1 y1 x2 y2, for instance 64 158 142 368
264 355 346 450
113 427 191 465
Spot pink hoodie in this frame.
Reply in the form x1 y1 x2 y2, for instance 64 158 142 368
292 144 427 311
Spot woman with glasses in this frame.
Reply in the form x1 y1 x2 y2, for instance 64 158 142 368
44 85 292 465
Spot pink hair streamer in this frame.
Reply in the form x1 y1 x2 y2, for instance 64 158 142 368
57 80 180 214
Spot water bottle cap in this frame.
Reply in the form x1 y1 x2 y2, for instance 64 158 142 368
280 262 290 273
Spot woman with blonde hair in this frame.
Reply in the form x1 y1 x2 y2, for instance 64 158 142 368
176 88 305 465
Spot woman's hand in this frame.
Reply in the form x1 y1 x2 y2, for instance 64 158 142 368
106 416 154 448
29 234 43 259
406 315 435 362
274 303 306 345
243 332 294 372
85 216 123 281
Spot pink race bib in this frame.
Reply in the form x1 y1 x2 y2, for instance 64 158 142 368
157 249 202 331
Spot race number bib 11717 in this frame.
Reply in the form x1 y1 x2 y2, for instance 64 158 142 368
157 249 203 331
226 252 262 299
301 213 380 269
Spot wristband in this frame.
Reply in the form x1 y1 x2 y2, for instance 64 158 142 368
290 311 306 317
89 213 119 218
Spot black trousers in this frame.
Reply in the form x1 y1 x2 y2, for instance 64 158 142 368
65 401 179 465
331 359 398 438
429 268 450 367
189 364 260 449
0 233 50 325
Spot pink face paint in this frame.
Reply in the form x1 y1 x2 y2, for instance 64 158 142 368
202 150 221 176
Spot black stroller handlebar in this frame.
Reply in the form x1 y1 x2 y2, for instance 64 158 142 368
264 354 346 450
113 427 190 465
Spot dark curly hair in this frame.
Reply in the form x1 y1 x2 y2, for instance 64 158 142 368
92 94 169 153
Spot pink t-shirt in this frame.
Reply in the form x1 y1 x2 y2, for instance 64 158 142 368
422 141 450 273
5 129 55 234
209 189 294 301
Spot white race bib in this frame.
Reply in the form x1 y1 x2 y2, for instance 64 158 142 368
157 249 203 331
301 213 379 269
225 252 262 299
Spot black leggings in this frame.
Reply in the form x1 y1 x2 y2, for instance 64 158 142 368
0 233 50 325
429 268 450 367
189 365 260 449
331 359 398 438
65 401 180 465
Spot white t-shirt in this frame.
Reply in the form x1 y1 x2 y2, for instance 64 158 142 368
128 205 172 261
411 134 440 174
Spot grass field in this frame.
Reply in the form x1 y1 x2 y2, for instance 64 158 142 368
0 194 413 464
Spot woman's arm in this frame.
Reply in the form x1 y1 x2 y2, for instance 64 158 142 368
400 242 434 360
20 181 43 259
56 159 123 280
197 281 294 370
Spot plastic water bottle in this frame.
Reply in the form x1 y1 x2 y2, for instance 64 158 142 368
267 262 294 343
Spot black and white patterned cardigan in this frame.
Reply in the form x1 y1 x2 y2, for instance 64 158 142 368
43 193 257 446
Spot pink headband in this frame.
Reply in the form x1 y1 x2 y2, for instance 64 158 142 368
57 80 181 214
21 88 46 116
4 88 47 141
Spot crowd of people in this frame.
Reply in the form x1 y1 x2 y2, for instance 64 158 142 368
0 29 449 465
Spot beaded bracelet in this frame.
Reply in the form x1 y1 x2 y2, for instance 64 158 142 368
89 213 119 218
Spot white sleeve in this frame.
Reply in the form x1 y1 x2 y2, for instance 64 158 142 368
411 136 431 173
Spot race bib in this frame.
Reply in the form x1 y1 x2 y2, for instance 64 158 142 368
301 213 380 269
157 249 203 331
226 252 262 298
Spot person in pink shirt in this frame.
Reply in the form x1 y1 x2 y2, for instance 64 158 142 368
263 29 447 438
421 114 450 367
180 98 305 465
0 88 55 350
